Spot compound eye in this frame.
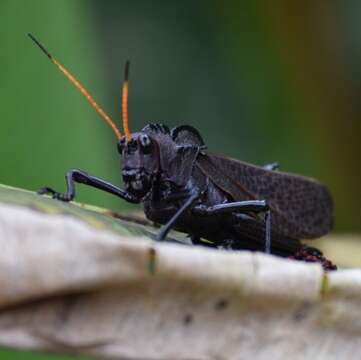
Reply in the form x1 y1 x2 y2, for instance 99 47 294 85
117 137 126 153
139 134 152 153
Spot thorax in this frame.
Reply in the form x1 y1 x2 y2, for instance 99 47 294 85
143 165 228 225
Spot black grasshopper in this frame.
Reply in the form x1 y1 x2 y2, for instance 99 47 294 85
29 34 335 265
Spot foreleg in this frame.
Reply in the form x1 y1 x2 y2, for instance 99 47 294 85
38 169 139 203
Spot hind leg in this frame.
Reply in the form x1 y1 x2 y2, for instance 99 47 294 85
193 200 272 253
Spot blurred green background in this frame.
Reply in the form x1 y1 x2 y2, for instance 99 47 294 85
0 0 360 358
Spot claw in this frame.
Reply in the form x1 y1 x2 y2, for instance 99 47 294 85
52 192 72 202
37 187 72 202
37 187 56 195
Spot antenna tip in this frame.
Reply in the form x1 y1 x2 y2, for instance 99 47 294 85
28 33 52 60
124 60 130 81
27 33 36 43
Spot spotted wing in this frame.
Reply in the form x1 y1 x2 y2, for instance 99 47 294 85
196 154 333 239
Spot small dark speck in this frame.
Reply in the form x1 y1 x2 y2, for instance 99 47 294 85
215 299 228 310
148 247 156 275
183 313 193 325
293 304 311 322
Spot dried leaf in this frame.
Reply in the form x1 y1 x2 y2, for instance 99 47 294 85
0 184 360 359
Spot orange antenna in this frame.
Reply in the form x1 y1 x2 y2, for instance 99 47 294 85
122 61 131 141
28 33 122 140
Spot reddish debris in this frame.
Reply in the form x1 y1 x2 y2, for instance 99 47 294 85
288 245 337 271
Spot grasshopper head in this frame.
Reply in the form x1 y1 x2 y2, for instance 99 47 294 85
118 132 159 199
